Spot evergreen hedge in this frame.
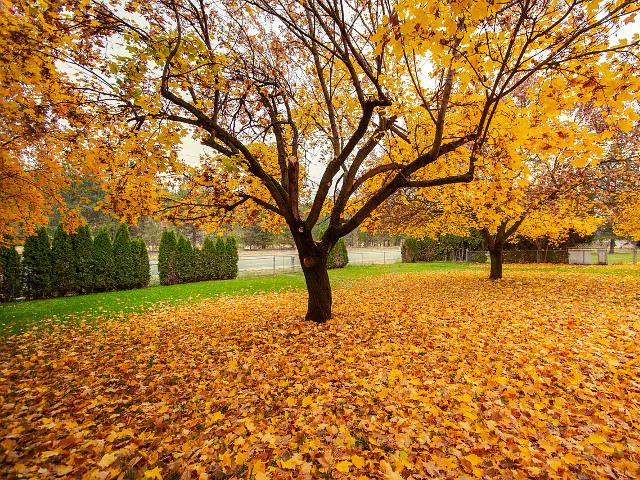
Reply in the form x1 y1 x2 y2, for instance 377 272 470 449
158 229 178 286
202 236 216 280
22 226 53 299
193 247 205 282
176 234 194 284
113 223 135 290
131 238 150 288
91 226 115 292
224 236 239 279
52 223 76 296
401 237 419 263
72 225 93 294
327 237 349 269
0 245 21 302
214 237 226 279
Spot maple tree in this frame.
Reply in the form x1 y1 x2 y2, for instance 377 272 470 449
0 0 100 244
379 94 615 279
1 269 639 478
5 0 640 320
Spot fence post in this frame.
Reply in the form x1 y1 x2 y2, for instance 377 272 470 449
383 251 386 264
273 256 276 275
291 255 295 273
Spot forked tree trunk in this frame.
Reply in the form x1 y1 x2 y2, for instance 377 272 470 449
488 247 503 280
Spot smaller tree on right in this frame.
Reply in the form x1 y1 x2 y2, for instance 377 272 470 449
377 86 633 279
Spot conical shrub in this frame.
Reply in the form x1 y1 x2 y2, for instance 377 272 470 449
0 244 21 302
22 226 52 299
176 234 193 284
131 238 150 288
71 225 93 294
51 223 75 296
113 223 135 290
214 237 225 279
202 236 216 280
224 235 239 279
91 226 115 292
158 229 177 285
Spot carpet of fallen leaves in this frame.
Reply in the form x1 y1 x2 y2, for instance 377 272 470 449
1 270 640 480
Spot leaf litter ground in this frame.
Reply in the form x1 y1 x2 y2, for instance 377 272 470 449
1 270 639 479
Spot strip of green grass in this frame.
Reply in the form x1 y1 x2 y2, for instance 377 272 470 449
2 260 636 336
1 262 477 336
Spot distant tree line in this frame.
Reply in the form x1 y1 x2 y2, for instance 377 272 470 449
0 223 150 302
158 230 238 286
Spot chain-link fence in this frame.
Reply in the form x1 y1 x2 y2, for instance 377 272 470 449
466 248 637 265
149 249 402 283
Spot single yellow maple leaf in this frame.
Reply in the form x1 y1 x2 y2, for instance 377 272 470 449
585 434 605 444
596 443 615 453
352 455 366 469
252 460 266 475
254 473 270 480
562 453 579 465
464 454 482 466
144 466 162 480
210 411 225 422
280 457 296 469
302 396 313 407
97 453 117 468
335 460 351 473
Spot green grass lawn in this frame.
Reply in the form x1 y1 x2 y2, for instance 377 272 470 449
1 260 637 336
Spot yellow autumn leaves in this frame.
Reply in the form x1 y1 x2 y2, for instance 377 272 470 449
1 268 639 479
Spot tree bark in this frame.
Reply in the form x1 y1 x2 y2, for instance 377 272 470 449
609 238 615 254
301 258 332 323
292 224 332 323
488 247 503 280
534 239 543 263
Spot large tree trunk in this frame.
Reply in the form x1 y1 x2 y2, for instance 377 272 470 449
488 247 503 280
301 258 332 323
292 225 332 323
609 238 615 254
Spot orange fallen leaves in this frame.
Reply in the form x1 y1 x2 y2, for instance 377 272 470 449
0 270 639 479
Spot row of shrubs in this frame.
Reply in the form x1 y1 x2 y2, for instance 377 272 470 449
401 237 487 263
0 223 150 302
158 230 239 285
